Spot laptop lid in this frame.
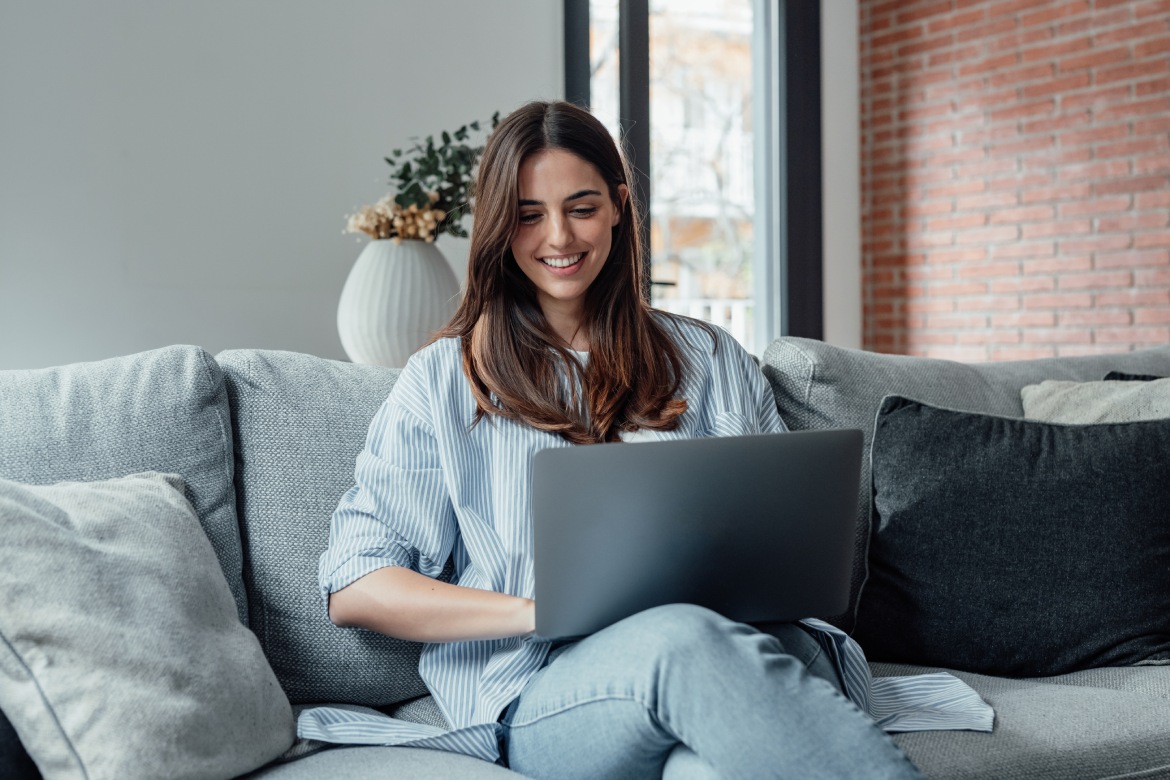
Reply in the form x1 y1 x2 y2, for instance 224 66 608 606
532 429 862 639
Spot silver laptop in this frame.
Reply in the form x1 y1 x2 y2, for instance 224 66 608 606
531 429 862 639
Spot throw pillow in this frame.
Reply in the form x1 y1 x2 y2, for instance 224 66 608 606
0 472 293 779
759 336 1170 632
1021 377 1170 424
853 396 1170 677
1104 371 1166 382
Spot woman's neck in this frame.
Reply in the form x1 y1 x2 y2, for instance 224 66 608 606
542 305 588 351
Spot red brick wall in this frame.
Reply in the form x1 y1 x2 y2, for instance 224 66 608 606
860 0 1170 360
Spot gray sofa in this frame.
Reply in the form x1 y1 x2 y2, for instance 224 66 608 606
2 337 1170 779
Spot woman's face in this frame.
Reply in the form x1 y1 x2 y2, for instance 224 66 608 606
511 148 628 326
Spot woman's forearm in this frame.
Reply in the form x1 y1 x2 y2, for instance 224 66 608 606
327 565 536 643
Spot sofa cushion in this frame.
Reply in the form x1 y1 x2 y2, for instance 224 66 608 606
0 472 293 780
1022 376 1170 423
853 396 1170 677
760 337 1170 631
875 662 1170 780
0 345 245 624
216 349 433 706
243 744 522 779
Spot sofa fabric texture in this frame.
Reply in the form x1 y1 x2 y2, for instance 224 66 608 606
215 349 435 706
854 396 1170 677
242 745 520 779
760 338 1170 633
0 346 247 625
875 662 1170 780
0 472 293 780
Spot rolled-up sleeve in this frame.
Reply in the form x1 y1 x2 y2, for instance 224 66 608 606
317 365 457 609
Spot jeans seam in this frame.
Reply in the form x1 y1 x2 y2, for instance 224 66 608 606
508 692 646 730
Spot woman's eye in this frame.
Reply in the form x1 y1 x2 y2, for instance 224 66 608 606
571 207 598 218
518 213 541 224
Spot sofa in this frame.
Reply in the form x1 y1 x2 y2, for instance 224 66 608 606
2 336 1170 779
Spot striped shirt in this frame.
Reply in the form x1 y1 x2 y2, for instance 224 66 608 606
300 315 993 761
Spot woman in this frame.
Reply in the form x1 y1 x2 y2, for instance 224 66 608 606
309 101 941 778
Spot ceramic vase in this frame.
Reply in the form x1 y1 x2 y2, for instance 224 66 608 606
337 239 460 367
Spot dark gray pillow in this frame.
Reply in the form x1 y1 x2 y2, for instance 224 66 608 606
760 337 1170 632
1104 371 1166 382
853 396 1170 677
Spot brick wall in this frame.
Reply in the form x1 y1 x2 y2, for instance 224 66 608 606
860 0 1170 360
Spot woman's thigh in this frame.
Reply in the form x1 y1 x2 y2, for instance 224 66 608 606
499 605 868 779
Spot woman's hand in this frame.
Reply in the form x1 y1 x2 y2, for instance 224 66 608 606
328 566 536 643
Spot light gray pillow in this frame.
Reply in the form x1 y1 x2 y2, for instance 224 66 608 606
0 345 246 626
0 472 294 780
1022 378 1170 423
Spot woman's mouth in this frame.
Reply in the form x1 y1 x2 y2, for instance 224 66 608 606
540 253 585 270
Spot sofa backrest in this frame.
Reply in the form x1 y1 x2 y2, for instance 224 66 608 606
761 337 1170 633
0 345 246 626
215 349 430 707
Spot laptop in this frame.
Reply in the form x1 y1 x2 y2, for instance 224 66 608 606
531 428 862 639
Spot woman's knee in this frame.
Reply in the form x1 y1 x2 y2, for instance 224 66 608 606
623 602 729 635
605 603 742 660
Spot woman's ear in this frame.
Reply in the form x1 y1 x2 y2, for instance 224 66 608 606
613 183 630 227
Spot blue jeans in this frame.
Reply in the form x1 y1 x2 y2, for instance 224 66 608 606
498 604 924 779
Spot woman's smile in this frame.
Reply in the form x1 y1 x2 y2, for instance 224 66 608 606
539 252 585 271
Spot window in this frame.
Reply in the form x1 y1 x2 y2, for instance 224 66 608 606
566 0 823 354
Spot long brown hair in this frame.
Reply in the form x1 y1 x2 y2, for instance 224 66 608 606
435 100 714 444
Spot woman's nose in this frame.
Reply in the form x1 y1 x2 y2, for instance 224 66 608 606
546 213 572 248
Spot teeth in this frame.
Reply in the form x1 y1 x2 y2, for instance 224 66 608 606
541 253 584 268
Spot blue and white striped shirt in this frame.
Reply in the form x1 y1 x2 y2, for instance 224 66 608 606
300 316 993 761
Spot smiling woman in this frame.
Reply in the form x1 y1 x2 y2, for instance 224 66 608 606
304 100 931 779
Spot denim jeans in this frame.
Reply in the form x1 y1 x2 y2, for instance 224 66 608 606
498 604 924 779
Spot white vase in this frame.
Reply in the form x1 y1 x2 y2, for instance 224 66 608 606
337 239 460 367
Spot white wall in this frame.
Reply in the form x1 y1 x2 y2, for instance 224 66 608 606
0 1 563 369
821 0 862 350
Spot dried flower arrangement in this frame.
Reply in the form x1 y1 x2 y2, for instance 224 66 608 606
345 113 501 244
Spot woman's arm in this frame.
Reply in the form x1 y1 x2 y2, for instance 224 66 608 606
328 566 536 643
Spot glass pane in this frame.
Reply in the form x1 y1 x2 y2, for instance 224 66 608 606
589 0 621 139
648 0 755 353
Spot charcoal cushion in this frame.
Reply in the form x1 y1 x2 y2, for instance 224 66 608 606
1104 371 1166 382
853 396 1170 677
215 349 437 706
760 337 1170 631
0 472 292 780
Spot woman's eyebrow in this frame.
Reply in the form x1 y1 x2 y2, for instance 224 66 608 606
518 189 603 207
